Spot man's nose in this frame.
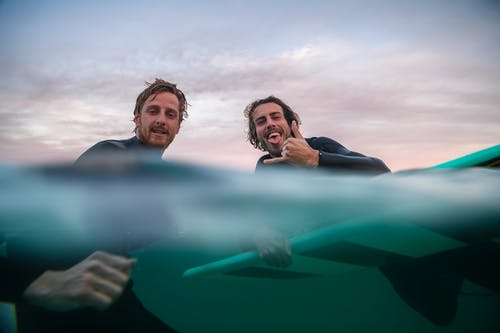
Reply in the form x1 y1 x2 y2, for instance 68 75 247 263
155 113 166 125
266 118 276 129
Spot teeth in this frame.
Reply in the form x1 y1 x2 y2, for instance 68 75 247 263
268 132 279 139
153 129 166 134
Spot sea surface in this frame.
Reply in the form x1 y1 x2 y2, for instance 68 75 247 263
1 160 499 332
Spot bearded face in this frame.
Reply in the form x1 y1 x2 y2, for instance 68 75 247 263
134 92 181 149
253 102 292 156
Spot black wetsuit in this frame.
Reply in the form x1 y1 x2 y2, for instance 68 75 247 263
256 137 500 327
3 136 177 333
255 136 390 174
1 242 47 303
75 136 164 164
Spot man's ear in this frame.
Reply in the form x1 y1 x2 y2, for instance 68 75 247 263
133 112 140 126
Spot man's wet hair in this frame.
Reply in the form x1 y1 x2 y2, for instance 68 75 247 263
133 78 188 127
243 95 301 151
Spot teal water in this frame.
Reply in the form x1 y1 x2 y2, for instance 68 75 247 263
1 161 499 332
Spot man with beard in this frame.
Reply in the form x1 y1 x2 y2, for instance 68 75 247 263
3 79 187 332
244 95 390 173
76 78 187 164
241 95 390 266
243 96 472 327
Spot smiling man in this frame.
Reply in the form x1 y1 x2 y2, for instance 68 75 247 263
244 95 390 173
133 81 184 149
76 78 188 164
242 95 390 268
5 79 188 333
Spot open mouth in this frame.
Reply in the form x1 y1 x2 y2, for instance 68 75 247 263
267 132 281 145
151 128 167 135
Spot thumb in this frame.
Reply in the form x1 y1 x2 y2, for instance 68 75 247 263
291 121 304 139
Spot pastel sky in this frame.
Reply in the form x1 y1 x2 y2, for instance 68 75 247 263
0 0 499 172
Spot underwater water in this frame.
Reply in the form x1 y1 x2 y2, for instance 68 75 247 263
1 160 499 332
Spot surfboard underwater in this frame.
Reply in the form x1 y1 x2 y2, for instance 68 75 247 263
1 145 499 332
131 146 500 332
169 146 500 326
181 145 500 281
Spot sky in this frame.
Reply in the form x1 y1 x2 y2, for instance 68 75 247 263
0 0 499 172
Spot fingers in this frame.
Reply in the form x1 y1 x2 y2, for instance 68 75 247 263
263 156 287 164
64 252 135 311
263 121 305 166
257 234 293 268
259 246 292 268
81 274 126 311
89 275 124 299
83 251 135 299
291 120 304 140
76 283 118 311
23 251 137 312
89 251 137 273
85 258 131 288
81 290 114 311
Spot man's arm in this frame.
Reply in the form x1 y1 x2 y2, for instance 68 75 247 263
1 251 135 312
314 140 390 174
263 121 390 174
22 251 136 312
240 225 292 268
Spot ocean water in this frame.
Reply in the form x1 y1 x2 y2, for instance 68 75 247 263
1 160 499 332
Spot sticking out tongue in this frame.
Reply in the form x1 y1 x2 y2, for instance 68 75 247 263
267 133 281 145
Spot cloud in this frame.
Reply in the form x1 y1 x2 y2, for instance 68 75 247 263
0 1 499 171
2 37 499 169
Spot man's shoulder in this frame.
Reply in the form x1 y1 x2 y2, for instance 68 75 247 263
256 153 271 166
89 137 137 151
306 136 344 149
257 153 272 163
255 153 273 171
305 136 338 143
74 137 139 165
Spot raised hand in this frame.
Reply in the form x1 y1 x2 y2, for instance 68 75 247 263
23 251 137 312
263 121 319 167
253 226 292 268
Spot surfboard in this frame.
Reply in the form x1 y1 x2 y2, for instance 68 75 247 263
137 145 499 331
182 214 467 280
182 144 500 280
432 144 500 168
1 145 499 332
